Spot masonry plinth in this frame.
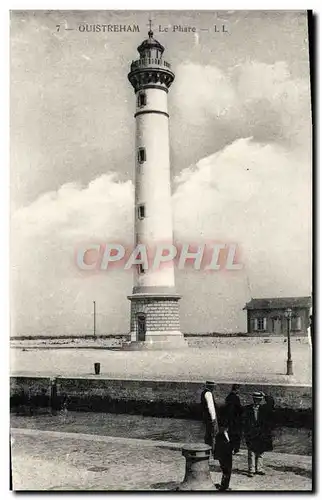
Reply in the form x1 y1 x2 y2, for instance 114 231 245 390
126 293 186 350
126 28 186 350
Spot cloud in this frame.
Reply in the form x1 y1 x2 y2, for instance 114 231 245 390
11 137 311 335
11 174 134 336
173 137 311 274
13 173 133 240
172 137 311 332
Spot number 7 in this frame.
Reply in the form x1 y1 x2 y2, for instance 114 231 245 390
56 25 60 32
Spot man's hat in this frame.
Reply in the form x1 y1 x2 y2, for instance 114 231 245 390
252 391 264 399
206 380 215 387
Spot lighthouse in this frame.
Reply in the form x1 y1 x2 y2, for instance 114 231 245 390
127 27 186 349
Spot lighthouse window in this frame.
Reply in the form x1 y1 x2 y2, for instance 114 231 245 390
138 147 146 164
138 204 146 219
137 92 146 107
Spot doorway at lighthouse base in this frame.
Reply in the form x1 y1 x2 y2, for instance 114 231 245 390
126 295 187 350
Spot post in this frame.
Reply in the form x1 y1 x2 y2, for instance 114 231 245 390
285 308 293 375
309 313 313 349
93 300 96 340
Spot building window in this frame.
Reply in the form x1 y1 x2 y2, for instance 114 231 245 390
255 317 267 331
257 318 264 330
138 147 146 164
138 204 145 219
137 92 146 107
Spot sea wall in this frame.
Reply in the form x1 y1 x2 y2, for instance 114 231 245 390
10 376 312 427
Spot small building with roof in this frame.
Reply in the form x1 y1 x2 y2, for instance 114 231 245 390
243 296 312 335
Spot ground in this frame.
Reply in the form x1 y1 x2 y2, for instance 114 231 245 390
10 337 312 491
11 336 312 384
11 426 312 491
11 412 312 455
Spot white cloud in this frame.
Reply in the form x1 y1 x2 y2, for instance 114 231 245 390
13 173 133 241
173 137 311 272
11 174 134 336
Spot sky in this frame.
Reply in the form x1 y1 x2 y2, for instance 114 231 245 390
10 10 312 336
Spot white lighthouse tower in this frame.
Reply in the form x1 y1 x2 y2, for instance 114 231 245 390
127 27 186 349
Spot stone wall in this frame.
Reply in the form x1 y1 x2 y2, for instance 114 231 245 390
10 376 312 427
130 297 181 333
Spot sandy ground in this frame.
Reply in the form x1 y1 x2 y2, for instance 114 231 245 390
10 337 312 384
11 428 312 491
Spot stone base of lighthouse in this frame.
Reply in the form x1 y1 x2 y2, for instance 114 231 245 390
125 293 187 350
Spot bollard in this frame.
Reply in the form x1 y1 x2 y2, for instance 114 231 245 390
178 443 215 491
50 377 58 416
94 362 100 375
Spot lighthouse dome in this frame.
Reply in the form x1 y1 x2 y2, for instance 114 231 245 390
128 27 174 92
137 30 165 55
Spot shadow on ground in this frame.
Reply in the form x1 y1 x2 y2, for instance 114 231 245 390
150 481 179 490
267 464 312 479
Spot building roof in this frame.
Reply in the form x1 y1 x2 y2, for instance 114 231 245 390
243 296 312 310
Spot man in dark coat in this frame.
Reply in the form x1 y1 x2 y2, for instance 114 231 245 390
200 381 218 447
264 393 275 411
213 407 234 491
225 384 242 454
243 392 273 477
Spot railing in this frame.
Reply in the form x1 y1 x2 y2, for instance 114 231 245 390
130 58 172 70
